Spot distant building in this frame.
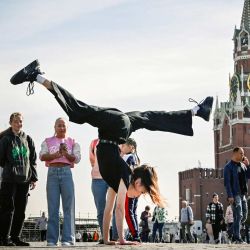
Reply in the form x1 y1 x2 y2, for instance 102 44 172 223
179 0 250 224
21 216 99 242
179 168 226 224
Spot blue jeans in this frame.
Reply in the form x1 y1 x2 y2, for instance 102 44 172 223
91 179 118 240
152 220 164 242
46 166 75 245
232 195 248 240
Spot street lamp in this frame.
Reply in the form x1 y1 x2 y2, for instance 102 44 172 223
193 194 202 221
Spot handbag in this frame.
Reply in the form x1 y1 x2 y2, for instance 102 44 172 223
152 207 156 222
152 216 155 222
205 223 213 236
189 220 194 225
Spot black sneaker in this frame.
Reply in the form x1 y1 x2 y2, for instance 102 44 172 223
189 96 214 121
1 239 16 246
11 238 30 246
215 239 220 244
235 238 247 244
132 237 141 242
10 59 41 85
10 59 43 95
98 239 104 244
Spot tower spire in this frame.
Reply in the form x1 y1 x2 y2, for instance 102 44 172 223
215 96 219 110
241 0 250 31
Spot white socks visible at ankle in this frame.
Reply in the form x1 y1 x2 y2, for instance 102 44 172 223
191 106 200 116
36 74 47 84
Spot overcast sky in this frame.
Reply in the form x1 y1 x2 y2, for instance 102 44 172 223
0 0 243 221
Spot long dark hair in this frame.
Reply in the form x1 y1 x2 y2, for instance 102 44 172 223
131 164 165 207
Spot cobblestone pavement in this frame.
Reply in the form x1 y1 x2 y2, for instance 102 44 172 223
1 242 250 250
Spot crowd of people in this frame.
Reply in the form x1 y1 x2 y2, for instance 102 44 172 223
1 59 250 247
134 147 250 245
179 147 250 245
75 230 99 242
0 59 214 246
31 185 250 246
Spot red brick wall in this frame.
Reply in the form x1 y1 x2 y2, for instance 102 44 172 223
221 118 230 146
214 122 250 168
236 59 250 74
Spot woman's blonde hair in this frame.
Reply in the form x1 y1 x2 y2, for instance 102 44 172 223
54 117 68 136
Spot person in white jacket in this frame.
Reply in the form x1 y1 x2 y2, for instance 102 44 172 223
225 200 234 240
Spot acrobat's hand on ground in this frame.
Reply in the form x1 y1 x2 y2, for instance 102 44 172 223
119 239 141 245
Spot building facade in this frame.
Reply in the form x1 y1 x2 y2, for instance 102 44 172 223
179 0 250 224
179 168 226 223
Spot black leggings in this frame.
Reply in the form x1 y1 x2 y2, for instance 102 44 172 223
49 82 194 191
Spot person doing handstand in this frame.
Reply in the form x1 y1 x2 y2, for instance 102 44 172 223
10 60 213 245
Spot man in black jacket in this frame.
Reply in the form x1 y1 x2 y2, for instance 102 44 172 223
224 147 250 244
0 112 38 246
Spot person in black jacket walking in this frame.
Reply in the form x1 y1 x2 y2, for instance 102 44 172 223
0 112 38 246
140 206 151 242
205 193 224 244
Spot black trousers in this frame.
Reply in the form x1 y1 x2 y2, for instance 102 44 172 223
49 82 194 191
40 230 47 241
245 224 250 243
0 182 29 240
49 82 194 138
212 223 221 241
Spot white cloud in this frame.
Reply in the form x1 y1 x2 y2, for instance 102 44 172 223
0 0 129 42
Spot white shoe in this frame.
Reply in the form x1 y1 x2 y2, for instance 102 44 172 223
61 242 75 247
47 242 57 247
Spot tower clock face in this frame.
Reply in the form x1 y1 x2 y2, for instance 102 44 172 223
247 74 250 90
230 74 239 102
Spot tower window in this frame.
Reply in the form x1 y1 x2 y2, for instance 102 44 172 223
241 33 248 47
244 107 250 118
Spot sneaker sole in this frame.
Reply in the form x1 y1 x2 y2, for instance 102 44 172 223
199 96 214 121
204 97 214 121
